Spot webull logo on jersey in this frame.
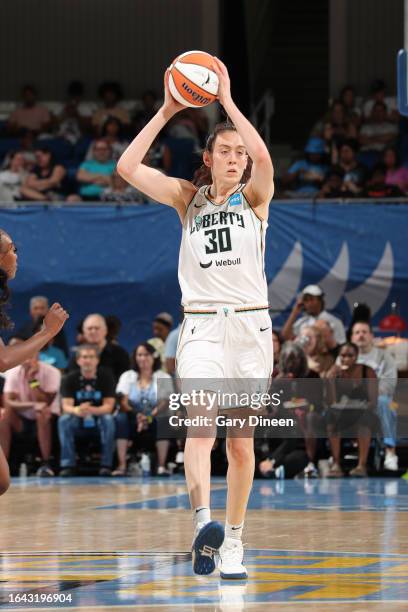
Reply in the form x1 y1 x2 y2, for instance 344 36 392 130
228 193 242 207
215 257 241 267
190 211 245 234
199 257 241 269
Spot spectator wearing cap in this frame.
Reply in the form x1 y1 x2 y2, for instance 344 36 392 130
6 85 52 135
282 138 329 197
66 314 130 383
148 313 174 370
282 285 346 345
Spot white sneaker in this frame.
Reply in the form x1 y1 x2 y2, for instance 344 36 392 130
218 537 248 580
384 452 399 471
175 451 184 464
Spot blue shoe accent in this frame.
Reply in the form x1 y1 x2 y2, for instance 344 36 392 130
220 570 248 580
192 521 224 575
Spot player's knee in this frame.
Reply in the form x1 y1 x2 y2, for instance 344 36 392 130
226 438 254 465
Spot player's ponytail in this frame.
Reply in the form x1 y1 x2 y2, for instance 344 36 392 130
192 121 252 187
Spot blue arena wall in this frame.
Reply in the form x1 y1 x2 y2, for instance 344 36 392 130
0 201 406 350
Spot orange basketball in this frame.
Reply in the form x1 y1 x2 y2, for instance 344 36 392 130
168 50 219 108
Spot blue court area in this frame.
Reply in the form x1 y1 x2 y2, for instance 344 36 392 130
1 549 408 608
91 476 408 512
2 476 408 610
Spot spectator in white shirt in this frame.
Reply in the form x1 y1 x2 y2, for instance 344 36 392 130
359 102 398 153
351 321 398 470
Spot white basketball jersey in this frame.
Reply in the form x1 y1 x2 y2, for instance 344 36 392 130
178 184 268 307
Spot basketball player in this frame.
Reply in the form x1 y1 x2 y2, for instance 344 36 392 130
0 230 69 495
117 57 274 579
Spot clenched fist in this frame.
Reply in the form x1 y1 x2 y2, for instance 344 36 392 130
43 303 69 337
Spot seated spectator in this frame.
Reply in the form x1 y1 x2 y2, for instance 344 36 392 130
2 129 36 170
314 319 339 359
76 139 116 201
16 295 69 357
281 138 329 197
167 110 201 149
297 325 335 376
0 151 28 201
147 138 171 173
133 90 158 134
327 341 378 477
57 80 93 144
0 353 61 476
313 100 357 145
333 139 366 195
383 147 408 193
58 344 116 476
100 170 146 204
273 341 324 478
359 101 398 154
282 285 346 345
363 79 399 123
6 85 52 135
87 117 129 161
115 342 172 476
351 321 398 471
20 147 66 202
92 82 130 133
147 312 174 369
67 314 130 383
39 339 68 370
317 168 355 199
362 165 404 198
338 85 362 127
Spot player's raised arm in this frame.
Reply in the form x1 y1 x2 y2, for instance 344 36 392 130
212 57 274 220
117 71 197 221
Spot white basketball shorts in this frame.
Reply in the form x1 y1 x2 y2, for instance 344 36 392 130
176 306 273 384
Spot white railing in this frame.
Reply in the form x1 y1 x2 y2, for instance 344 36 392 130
251 90 275 150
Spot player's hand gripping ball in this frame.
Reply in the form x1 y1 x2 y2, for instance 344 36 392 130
168 50 219 107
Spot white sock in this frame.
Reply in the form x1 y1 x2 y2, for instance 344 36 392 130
225 520 244 540
193 506 211 530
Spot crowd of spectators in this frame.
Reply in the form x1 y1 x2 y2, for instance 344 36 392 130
0 298 182 477
0 81 209 204
0 286 402 480
279 80 408 199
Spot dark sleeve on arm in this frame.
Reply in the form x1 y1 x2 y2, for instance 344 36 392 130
61 372 77 399
98 368 116 397
114 346 131 379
